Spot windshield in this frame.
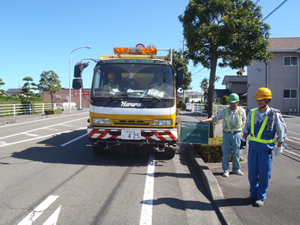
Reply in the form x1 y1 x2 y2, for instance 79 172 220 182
91 63 174 99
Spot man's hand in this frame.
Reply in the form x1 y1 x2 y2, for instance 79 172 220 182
240 138 247 155
275 147 283 156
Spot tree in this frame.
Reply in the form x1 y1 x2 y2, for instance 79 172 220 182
0 78 5 96
179 0 273 137
200 76 220 102
221 95 229 105
171 50 192 91
21 76 38 102
200 78 209 101
38 70 62 109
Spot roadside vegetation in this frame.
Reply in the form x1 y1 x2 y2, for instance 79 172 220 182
0 70 61 106
0 71 62 116
179 0 273 138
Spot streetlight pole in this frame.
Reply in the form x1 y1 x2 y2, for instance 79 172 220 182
69 46 92 114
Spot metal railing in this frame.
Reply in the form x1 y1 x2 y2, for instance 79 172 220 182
191 103 247 115
0 103 53 117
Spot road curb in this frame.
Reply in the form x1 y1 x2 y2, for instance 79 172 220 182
184 143 243 225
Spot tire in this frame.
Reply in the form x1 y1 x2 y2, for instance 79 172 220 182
164 147 176 159
92 143 106 156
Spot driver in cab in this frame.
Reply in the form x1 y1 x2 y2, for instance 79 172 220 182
103 73 120 92
149 73 169 89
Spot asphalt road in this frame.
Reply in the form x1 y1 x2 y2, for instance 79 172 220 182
0 111 222 225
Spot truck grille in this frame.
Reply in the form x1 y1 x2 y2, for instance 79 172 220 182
113 120 150 126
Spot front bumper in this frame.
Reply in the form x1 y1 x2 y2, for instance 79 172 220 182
87 126 178 145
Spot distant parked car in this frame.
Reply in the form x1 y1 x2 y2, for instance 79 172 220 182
186 103 191 111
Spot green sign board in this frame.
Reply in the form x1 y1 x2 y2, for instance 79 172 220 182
179 121 209 144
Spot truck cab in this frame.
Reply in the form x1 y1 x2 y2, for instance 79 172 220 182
73 44 183 158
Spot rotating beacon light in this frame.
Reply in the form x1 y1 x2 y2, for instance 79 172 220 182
114 44 157 55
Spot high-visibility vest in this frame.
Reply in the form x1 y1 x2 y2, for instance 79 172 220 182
249 108 275 144
108 84 119 91
223 106 243 132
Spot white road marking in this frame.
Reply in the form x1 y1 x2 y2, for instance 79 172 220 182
43 205 62 225
0 111 88 129
60 133 88 146
18 195 59 225
140 154 155 225
287 136 300 141
284 149 300 158
286 137 300 143
0 118 85 140
0 141 8 147
24 133 39 137
287 131 300 135
0 128 86 148
286 122 300 127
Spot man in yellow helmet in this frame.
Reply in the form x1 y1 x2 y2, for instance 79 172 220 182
242 87 287 207
103 73 119 92
200 93 246 177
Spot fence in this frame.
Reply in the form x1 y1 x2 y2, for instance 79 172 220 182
191 103 247 115
0 103 53 117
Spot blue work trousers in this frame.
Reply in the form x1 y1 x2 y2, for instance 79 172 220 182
221 132 242 172
248 149 273 202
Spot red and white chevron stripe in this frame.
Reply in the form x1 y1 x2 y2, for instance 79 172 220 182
87 128 177 141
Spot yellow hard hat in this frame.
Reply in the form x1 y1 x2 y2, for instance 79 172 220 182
108 73 116 79
253 87 272 100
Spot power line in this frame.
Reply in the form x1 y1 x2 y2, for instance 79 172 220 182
192 67 206 76
262 0 288 21
216 69 234 74
190 66 199 73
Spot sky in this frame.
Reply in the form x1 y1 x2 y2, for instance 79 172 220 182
0 0 298 94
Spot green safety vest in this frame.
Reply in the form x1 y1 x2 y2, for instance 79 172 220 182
109 84 119 91
249 108 275 144
223 106 243 132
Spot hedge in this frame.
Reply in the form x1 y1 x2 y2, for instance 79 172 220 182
44 109 63 115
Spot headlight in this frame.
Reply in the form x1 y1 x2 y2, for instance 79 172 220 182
152 119 172 126
93 118 112 125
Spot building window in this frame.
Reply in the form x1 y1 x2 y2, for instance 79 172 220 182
283 89 297 99
284 56 298 66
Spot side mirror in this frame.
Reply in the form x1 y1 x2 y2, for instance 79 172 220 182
176 71 184 86
72 78 83 89
74 62 90 78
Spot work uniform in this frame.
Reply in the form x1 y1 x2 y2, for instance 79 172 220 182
104 83 119 91
149 82 168 89
242 107 287 202
213 106 246 172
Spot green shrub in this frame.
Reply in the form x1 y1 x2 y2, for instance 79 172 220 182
185 97 189 103
193 136 223 163
177 99 183 109
176 108 180 115
193 136 242 163
44 109 63 115
221 95 229 105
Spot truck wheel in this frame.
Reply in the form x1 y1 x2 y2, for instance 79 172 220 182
164 147 176 159
92 143 106 156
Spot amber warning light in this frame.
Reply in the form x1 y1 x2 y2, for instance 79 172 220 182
114 45 157 55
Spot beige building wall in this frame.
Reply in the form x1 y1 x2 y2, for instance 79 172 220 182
248 53 299 114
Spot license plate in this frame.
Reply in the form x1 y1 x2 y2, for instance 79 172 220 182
121 130 141 140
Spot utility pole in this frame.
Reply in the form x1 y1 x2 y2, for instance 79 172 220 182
180 39 186 104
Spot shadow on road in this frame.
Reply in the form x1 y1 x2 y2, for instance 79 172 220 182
10 129 178 167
